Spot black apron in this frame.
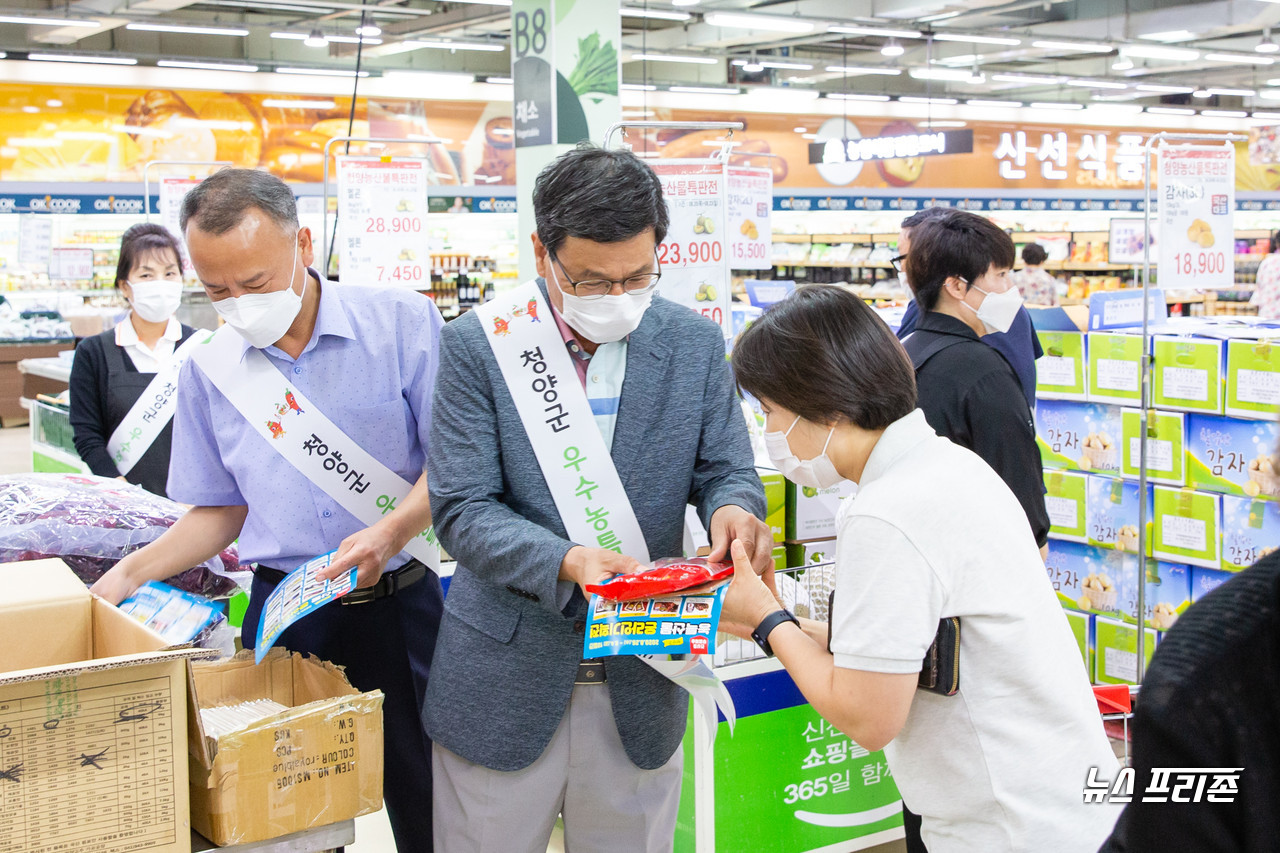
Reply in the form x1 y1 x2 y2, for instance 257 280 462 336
98 325 195 498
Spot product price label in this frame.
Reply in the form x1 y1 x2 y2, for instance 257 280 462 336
1104 646 1138 682
1161 366 1210 402
1130 437 1174 473
1097 358 1140 393
1236 368 1280 406
48 247 93 281
1046 496 1080 530
650 159 730 334
1039 355 1077 388
336 157 430 289
1161 514 1207 552
726 166 772 271
159 176 201 269
1157 145 1234 290
17 214 52 267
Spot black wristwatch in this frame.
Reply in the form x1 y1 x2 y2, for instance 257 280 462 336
752 608 800 657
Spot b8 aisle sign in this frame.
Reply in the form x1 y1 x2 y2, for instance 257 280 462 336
675 702 902 852
1157 145 1234 290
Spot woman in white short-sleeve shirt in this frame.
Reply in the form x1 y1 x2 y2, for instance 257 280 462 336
722 284 1120 852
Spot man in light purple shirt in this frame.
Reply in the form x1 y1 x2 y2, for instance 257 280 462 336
92 169 443 853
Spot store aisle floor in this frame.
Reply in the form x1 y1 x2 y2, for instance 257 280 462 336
0 425 31 474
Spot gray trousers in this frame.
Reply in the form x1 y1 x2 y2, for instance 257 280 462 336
432 681 684 853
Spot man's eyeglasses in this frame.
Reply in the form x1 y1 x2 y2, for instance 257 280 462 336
550 250 661 301
890 254 908 274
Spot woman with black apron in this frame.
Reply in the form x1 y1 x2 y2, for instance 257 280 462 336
70 224 202 497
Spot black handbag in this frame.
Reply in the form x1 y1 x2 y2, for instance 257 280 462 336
828 590 961 696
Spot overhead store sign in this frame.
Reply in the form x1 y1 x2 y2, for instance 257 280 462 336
809 129 974 165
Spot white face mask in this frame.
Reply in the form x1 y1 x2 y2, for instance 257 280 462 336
764 416 843 490
127 279 183 324
959 277 1023 335
549 263 652 343
212 232 306 349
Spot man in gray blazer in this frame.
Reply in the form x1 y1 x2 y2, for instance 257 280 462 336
424 144 771 853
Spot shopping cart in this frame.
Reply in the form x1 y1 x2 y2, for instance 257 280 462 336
713 561 837 667
1094 683 1139 766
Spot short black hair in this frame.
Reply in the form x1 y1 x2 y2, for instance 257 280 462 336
900 205 953 230
114 223 182 288
533 143 668 255
903 210 1016 312
733 285 917 431
1022 242 1048 266
180 168 298 236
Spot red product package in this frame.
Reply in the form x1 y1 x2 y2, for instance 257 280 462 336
586 557 733 602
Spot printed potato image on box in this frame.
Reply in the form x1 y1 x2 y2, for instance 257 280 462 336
1191 565 1235 601
1044 539 1126 613
1187 413 1280 501
1112 560 1192 631
1151 486 1221 569
1086 475 1152 554
1151 335 1224 415
1035 330 1088 401
1063 609 1094 674
1088 331 1145 406
1044 470 1088 542
1224 337 1280 419
1035 400 1122 476
785 480 856 541
1120 408 1186 486
1094 615 1158 686
1221 494 1280 571
757 467 786 544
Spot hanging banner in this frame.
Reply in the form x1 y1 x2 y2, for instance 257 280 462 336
1157 145 1235 290
335 157 430 288
48 247 94 281
650 159 731 335
17 215 52 267
726 165 773 272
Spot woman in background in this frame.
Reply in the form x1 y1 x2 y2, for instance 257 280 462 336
1250 231 1280 320
1012 242 1060 306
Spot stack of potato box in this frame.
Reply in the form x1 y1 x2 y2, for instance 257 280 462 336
1034 308 1280 687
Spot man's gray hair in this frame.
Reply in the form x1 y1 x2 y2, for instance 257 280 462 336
179 168 299 236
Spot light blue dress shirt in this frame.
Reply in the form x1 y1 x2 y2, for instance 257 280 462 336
166 269 443 571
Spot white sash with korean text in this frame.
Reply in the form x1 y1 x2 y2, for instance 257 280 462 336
477 280 735 742
108 330 215 475
191 327 439 570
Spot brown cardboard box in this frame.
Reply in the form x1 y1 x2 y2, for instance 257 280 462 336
187 649 384 846
0 559 206 853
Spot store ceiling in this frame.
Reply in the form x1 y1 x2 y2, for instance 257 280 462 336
4 0 1280 116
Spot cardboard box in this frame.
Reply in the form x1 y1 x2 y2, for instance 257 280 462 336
1094 616 1158 686
1151 487 1221 569
1044 470 1088 542
1035 400 1123 476
785 539 837 570
188 649 384 847
1063 609 1094 675
1121 408 1186 486
0 559 203 853
1035 329 1088 400
1191 566 1234 602
1224 336 1280 420
1044 540 1128 614
1086 475 1152 554
771 544 787 570
1112 560 1192 632
1087 331 1145 406
1186 413 1280 502
1151 335 1224 414
1220 494 1280 571
784 480 856 542
757 467 786 544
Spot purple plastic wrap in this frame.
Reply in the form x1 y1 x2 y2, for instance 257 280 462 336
0 473 241 598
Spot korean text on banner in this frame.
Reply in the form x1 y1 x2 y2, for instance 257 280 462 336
727 165 773 271
1157 145 1235 290
650 159 731 334
335 157 430 288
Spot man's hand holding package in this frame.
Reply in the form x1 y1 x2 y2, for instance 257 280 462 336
559 546 642 598
707 504 774 575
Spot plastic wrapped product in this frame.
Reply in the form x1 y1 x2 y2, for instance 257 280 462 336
586 557 733 602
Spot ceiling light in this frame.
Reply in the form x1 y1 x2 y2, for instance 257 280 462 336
157 59 260 72
1032 40 1113 53
396 39 502 51
275 66 369 77
619 7 691 21
21 105 37 114
825 65 901 76
990 73 1067 85
909 67 982 83
932 32 1021 46
800 133 817 140
1135 84 1196 93
1202 109 1248 117
1066 79 1128 90
921 120 966 127
1204 53 1274 65
1138 30 1197 42
704 12 817 33
899 96 958 105
27 53 137 65
303 29 327 47
731 58 814 70
261 98 336 109
6 137 62 148
1259 32 1280 54
0 14 99 27
1147 106 1195 115
1093 92 1144 101
669 85 740 94
1251 111 1280 119
483 76 513 84
919 10 961 22
1122 44 1200 61
881 40 904 57
46 99 61 107
1112 57 1135 70
793 126 807 132
826 25 922 39
1088 102 1145 114
825 93 890 101
1030 101 1085 109
966 98 1022 108
355 21 381 37
1206 87 1257 96
126 22 248 36
632 52 717 65
273 31 379 45
621 83 657 91
1261 87 1280 98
